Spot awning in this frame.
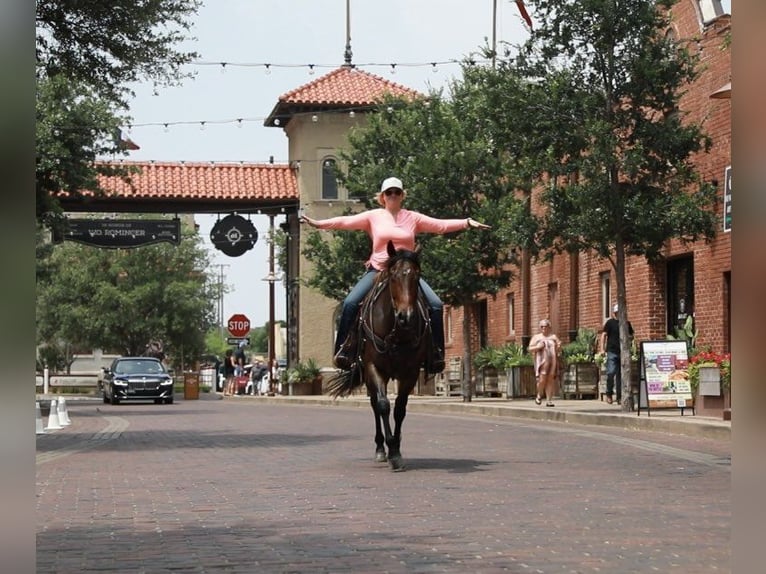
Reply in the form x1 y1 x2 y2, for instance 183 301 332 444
710 82 731 100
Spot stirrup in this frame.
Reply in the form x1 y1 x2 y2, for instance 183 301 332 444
426 348 445 374
333 350 355 371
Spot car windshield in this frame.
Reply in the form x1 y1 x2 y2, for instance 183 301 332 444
114 360 165 375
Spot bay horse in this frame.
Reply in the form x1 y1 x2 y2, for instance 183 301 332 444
326 240 430 471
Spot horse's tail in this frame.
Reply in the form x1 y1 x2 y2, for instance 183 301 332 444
325 364 363 398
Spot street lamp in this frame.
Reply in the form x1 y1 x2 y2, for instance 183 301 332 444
263 270 277 395
263 214 277 394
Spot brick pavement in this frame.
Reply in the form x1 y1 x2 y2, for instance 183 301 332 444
36 396 730 573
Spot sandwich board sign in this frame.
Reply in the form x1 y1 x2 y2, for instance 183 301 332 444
637 340 694 416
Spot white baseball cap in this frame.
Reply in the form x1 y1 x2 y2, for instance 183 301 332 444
613 304 619 313
380 177 403 193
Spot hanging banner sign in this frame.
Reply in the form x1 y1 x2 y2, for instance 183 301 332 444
210 214 258 257
54 218 181 248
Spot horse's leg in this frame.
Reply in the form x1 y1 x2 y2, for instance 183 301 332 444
368 392 387 463
387 382 415 471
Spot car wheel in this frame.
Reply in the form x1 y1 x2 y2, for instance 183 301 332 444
103 392 109 404
165 396 174 404
109 390 119 405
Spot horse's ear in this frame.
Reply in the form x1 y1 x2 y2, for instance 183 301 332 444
387 240 397 258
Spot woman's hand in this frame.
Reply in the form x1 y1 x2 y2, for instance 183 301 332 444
299 215 316 227
467 218 491 230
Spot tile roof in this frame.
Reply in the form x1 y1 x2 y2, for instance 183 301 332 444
59 161 298 213
265 66 423 126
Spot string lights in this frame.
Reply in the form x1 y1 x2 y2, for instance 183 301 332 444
188 58 487 72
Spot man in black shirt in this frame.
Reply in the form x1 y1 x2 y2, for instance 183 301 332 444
598 304 633 403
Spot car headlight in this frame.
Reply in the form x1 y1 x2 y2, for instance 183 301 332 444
160 378 173 385
113 378 128 386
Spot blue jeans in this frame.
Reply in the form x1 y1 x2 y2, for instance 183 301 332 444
605 351 622 399
334 270 444 355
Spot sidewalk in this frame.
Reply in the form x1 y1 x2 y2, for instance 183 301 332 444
223 392 732 441
36 390 730 441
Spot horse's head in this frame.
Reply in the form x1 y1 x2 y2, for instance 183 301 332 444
385 240 421 330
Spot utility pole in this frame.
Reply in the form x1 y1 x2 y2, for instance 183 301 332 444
212 263 230 339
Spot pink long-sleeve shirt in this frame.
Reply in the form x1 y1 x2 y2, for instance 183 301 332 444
313 208 469 271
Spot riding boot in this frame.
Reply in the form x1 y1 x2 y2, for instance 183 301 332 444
333 306 360 370
333 330 358 370
426 307 446 374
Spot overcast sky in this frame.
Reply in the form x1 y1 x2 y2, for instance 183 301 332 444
120 0 731 329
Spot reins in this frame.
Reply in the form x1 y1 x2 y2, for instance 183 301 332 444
359 254 429 355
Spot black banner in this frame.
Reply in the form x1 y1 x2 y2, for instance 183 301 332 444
55 219 181 248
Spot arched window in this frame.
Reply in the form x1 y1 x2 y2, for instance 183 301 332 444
322 158 338 200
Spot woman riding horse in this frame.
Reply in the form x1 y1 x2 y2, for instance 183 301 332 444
300 176 490 374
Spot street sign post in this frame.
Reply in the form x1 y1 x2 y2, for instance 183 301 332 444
227 314 251 338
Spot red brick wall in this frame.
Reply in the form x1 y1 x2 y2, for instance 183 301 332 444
444 3 731 368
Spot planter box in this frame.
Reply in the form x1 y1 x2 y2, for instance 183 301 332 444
599 360 640 401
509 365 536 398
699 366 722 396
478 368 501 397
562 363 599 399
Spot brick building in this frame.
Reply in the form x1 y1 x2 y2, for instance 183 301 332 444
442 0 731 372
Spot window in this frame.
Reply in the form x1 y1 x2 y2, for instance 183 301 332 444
445 307 453 344
321 158 338 200
506 293 515 335
600 272 611 324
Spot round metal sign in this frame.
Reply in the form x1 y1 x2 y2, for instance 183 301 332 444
210 214 258 257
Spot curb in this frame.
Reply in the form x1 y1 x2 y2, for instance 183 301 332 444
233 395 731 441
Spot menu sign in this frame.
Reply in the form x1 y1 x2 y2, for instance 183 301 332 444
639 340 693 412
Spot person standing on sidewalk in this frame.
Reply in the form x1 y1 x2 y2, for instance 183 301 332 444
598 303 634 404
223 349 236 396
528 319 562 407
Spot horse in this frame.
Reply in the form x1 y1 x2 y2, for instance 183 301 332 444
326 240 430 471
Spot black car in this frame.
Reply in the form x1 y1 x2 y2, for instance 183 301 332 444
101 356 174 405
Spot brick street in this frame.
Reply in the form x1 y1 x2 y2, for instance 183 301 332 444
36 397 730 573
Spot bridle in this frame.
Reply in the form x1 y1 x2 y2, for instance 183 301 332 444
361 250 429 355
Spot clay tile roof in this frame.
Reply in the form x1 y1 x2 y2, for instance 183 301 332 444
60 161 298 213
264 66 423 126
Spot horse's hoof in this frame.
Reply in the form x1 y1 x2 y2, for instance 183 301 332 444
389 456 405 471
375 451 388 463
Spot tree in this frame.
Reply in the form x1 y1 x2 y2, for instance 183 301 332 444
479 0 718 410
35 0 201 227
302 94 530 399
36 220 217 369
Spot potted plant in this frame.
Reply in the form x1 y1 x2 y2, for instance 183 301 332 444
561 328 599 399
285 358 323 395
474 346 505 396
687 350 731 398
501 343 535 398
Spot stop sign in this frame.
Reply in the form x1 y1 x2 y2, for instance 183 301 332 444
227 314 251 338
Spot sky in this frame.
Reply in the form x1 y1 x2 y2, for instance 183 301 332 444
121 0 532 328
121 0 731 329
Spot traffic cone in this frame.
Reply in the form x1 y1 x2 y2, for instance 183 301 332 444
45 399 63 431
36 401 46 434
58 397 71 426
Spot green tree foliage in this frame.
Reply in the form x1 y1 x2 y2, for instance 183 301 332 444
479 0 718 409
302 94 530 396
36 220 217 367
35 0 201 226
304 94 527 306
